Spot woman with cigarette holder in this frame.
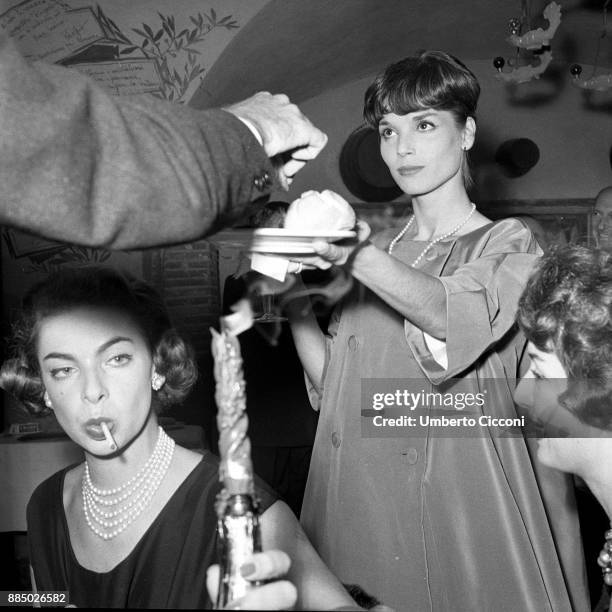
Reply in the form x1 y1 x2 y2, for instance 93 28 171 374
0 266 361 610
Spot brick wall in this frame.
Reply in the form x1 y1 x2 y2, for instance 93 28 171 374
144 241 221 446
146 241 220 354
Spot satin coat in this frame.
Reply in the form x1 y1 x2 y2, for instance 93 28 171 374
301 218 589 612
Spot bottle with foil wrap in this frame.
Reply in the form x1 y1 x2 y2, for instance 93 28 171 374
215 492 263 606
211 316 262 608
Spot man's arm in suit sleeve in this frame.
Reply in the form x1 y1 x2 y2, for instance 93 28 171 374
0 36 279 249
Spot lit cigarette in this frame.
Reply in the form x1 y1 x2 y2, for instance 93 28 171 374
100 422 117 451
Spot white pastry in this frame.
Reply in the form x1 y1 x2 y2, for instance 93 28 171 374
284 190 356 231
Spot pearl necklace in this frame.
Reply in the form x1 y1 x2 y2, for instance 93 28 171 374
81 426 175 540
387 203 477 267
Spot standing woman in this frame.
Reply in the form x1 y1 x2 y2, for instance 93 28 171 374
288 51 588 611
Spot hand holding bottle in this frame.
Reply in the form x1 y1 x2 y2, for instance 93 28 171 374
206 550 297 610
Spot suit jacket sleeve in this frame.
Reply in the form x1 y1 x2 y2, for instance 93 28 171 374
0 36 279 249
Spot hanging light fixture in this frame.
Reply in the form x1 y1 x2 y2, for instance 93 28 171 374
570 0 611 92
493 1 561 85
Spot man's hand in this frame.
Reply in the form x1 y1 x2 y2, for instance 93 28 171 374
206 550 297 610
225 92 328 188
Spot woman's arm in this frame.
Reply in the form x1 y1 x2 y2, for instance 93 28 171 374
286 244 447 388
310 219 541 343
29 566 42 609
285 280 328 391
305 223 448 339
350 243 447 339
261 501 361 610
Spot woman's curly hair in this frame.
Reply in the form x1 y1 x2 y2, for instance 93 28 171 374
517 245 612 429
0 266 198 415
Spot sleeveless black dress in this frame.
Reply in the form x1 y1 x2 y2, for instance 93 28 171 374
27 452 277 608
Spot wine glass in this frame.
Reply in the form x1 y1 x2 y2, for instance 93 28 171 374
249 274 291 323
252 290 287 323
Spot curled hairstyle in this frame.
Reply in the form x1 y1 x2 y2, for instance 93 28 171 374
0 266 198 415
517 246 612 429
363 50 480 188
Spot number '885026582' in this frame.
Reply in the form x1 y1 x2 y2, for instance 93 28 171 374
1 591 68 606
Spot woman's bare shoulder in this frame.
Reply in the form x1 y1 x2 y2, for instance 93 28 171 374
173 445 205 474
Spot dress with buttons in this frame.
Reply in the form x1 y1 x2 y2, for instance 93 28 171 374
300 221 585 612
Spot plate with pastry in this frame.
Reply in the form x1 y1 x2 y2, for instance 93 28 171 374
209 189 357 254
251 190 357 253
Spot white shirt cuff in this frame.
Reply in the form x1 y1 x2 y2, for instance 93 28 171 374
423 332 448 369
237 116 263 146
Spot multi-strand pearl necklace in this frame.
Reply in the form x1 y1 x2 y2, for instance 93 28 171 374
387 203 477 267
81 426 175 540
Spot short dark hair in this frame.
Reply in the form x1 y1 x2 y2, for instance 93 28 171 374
363 50 480 129
363 50 480 189
518 245 612 429
0 266 198 415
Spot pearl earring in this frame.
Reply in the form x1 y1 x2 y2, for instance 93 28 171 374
43 392 53 409
151 373 164 391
